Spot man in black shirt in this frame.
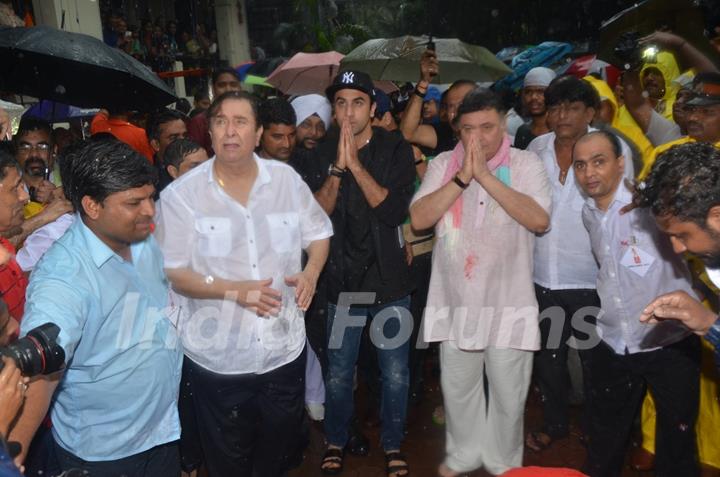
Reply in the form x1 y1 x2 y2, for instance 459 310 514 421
306 70 415 477
513 67 556 150
399 48 475 156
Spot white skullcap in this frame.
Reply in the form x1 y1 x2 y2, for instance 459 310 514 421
524 67 557 88
290 94 332 130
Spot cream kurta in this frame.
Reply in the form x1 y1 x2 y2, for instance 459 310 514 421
412 147 552 351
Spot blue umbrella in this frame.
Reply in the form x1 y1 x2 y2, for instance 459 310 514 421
23 100 98 122
494 41 573 91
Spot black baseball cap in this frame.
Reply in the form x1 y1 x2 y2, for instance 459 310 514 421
326 70 376 103
686 72 720 107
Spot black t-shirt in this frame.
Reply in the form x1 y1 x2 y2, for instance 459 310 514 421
298 127 416 305
513 123 536 150
432 121 457 155
343 145 378 293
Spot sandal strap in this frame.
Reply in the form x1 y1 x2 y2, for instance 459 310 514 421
385 451 406 463
323 448 344 460
385 452 409 475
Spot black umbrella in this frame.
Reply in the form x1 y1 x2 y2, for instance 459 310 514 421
0 26 177 111
598 0 719 69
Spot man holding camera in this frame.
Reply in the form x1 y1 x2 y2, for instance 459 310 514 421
6 118 72 249
10 140 183 476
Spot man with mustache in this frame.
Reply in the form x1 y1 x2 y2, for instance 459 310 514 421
639 72 720 178
7 118 72 248
638 142 720 357
514 67 556 150
14 118 60 211
291 94 331 151
257 97 297 163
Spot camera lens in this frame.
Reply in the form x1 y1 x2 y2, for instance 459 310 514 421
0 323 65 376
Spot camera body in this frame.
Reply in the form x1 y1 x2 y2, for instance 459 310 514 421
614 31 658 70
0 323 64 376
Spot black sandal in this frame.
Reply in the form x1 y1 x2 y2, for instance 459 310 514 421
385 451 409 477
321 447 344 475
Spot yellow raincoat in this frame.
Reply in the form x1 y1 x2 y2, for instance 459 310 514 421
640 51 681 121
583 75 654 175
640 258 720 469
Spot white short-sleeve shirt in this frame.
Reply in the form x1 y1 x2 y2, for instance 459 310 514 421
155 155 333 374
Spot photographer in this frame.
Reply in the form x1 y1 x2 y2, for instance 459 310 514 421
621 31 717 152
9 140 183 476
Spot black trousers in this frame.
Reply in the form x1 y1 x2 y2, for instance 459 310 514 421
534 284 600 437
51 438 180 477
178 356 204 472
583 336 701 477
187 349 307 477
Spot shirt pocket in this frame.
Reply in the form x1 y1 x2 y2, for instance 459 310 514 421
194 217 232 257
266 212 300 253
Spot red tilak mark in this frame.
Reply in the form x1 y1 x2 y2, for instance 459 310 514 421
464 254 477 279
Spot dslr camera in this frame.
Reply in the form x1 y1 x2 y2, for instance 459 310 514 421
614 31 659 70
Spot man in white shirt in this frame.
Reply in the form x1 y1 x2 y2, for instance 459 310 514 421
526 75 635 451
411 88 551 476
155 91 333 477
574 130 700 477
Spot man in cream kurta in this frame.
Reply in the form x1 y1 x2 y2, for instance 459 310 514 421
410 88 552 477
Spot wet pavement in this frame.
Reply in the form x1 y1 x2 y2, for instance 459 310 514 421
288 354 720 477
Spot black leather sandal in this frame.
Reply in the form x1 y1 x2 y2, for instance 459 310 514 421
320 447 345 475
385 451 409 477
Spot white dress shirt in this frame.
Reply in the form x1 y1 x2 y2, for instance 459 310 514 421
529 128 634 290
155 155 333 374
16 213 75 272
582 181 694 354
708 268 720 289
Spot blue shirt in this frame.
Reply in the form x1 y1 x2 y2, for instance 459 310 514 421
21 216 182 461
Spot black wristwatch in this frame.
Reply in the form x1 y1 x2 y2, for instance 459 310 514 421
328 164 346 178
452 174 469 190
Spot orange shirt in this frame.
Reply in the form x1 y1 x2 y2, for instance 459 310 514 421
90 112 155 162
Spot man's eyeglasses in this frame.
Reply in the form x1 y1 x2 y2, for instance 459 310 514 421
17 143 51 153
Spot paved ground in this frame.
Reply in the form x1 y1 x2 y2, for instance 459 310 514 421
288 350 720 477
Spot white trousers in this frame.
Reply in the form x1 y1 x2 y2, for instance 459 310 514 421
440 342 533 475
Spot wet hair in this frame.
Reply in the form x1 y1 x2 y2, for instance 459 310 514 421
259 98 296 129
61 139 157 216
164 138 202 170
0 149 21 181
638 142 720 227
544 75 600 110
212 67 241 86
448 80 477 92
575 130 622 158
206 91 260 130
453 87 506 125
146 108 186 142
89 132 120 143
16 117 53 143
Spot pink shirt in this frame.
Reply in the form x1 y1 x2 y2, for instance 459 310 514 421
412 148 552 351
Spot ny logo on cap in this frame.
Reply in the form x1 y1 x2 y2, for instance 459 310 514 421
342 72 355 84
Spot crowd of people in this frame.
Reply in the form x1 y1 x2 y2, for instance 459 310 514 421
103 12 219 75
0 12 719 477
